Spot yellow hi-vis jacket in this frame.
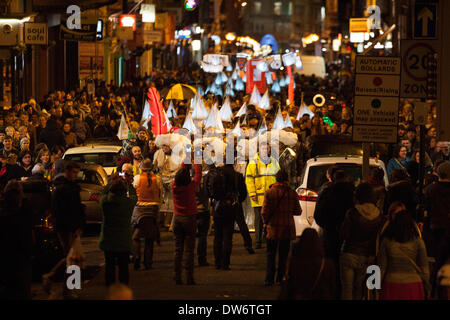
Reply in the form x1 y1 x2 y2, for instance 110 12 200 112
245 153 280 208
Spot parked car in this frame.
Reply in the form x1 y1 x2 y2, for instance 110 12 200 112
73 163 108 224
63 144 122 176
294 136 389 236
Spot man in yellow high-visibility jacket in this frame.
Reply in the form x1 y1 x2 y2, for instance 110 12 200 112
245 142 280 249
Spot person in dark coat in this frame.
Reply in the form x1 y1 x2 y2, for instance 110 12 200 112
314 170 355 264
261 169 302 286
93 115 112 138
0 152 21 189
38 118 66 151
279 228 336 300
20 163 51 226
340 183 385 300
17 150 33 179
424 161 450 296
0 181 33 300
210 163 247 271
99 178 137 286
42 161 85 299
384 169 419 219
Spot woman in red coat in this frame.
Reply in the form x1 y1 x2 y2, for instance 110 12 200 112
261 169 302 286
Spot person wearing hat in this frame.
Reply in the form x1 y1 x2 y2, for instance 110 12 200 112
131 159 163 270
424 161 450 296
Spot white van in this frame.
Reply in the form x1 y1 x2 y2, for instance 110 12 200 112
295 55 327 78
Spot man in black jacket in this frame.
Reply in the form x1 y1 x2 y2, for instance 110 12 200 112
424 162 450 296
38 118 66 151
20 163 51 226
314 170 355 264
42 161 85 299
207 163 247 270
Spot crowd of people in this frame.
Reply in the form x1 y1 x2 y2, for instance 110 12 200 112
0 67 449 301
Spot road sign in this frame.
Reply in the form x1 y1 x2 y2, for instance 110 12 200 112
350 18 370 33
414 102 429 125
353 125 398 143
355 56 401 75
143 30 163 43
414 2 437 39
400 39 439 98
353 56 401 144
355 74 400 97
24 22 47 45
354 96 399 126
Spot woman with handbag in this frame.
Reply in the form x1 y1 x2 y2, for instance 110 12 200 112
378 211 431 300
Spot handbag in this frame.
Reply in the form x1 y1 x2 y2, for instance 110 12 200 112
66 235 86 269
398 247 431 299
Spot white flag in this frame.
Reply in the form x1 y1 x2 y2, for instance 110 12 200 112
167 100 178 118
117 114 129 140
219 96 233 122
258 90 271 110
272 108 287 130
249 85 261 106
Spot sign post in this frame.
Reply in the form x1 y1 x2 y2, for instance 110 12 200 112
24 23 48 45
400 40 439 98
353 56 401 181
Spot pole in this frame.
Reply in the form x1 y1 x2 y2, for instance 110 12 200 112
418 124 425 202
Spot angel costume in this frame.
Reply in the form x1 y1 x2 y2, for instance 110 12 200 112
153 148 179 226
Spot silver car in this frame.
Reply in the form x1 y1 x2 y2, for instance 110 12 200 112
76 164 108 223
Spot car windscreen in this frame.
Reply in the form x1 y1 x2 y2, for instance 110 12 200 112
76 169 105 186
64 153 118 168
307 164 380 192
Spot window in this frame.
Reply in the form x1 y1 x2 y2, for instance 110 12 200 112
288 1 292 16
254 1 261 14
307 164 382 192
274 1 282 15
64 153 119 168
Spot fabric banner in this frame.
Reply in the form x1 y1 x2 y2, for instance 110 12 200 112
147 87 167 136
246 59 267 94
117 114 129 140
287 66 294 104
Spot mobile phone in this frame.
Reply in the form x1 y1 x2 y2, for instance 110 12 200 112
119 172 125 177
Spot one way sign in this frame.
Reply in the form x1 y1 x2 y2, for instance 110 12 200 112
414 2 437 39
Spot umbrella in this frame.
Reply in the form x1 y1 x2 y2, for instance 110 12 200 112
161 84 197 101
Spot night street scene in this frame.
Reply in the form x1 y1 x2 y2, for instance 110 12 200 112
0 0 450 309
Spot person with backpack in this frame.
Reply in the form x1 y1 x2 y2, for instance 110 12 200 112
245 142 280 249
131 159 163 270
261 169 302 286
209 162 247 270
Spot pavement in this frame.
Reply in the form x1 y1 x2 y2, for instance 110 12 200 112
32 230 281 300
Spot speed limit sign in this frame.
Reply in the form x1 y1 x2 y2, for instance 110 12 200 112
400 39 439 98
